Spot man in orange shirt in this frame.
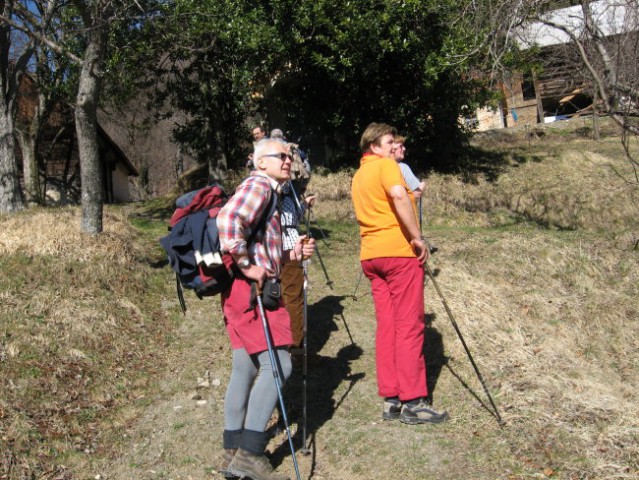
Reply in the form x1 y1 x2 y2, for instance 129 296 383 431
351 122 448 425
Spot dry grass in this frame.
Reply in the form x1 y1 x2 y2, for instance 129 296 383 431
305 169 357 222
0 206 175 480
423 140 639 231
1 119 638 479
428 227 639 478
309 123 639 234
0 207 143 264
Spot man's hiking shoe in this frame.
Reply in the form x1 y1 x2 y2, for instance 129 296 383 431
226 448 289 480
218 448 238 478
382 397 401 420
400 398 449 425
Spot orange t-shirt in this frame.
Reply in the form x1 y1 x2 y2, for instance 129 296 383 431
351 154 417 261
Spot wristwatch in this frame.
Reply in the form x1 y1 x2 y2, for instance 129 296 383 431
237 257 251 269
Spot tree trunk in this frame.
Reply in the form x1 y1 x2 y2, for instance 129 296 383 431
17 76 52 206
207 123 228 182
0 6 26 214
15 129 42 206
592 88 600 141
76 28 107 234
0 109 24 213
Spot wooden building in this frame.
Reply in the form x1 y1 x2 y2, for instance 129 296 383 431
470 0 635 131
15 75 138 205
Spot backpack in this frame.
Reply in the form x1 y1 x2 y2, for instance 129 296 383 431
159 182 276 313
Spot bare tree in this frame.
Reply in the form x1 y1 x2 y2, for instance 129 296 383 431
2 1 159 232
14 49 68 206
69 0 164 233
71 1 111 234
0 0 42 213
459 0 639 183
0 1 75 212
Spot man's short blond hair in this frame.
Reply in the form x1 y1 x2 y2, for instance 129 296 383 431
394 135 406 144
359 122 397 153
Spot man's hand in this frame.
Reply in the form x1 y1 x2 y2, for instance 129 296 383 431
389 185 423 257
304 194 316 207
410 237 429 263
412 181 426 199
241 264 267 287
294 235 316 261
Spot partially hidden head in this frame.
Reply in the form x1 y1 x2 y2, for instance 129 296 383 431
270 128 284 140
252 126 266 142
393 135 406 162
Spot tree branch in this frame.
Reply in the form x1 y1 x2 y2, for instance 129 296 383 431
0 13 83 64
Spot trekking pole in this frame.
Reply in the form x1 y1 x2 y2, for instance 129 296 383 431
290 182 334 290
337 310 356 346
351 268 371 300
309 208 330 247
351 269 364 298
311 235 334 290
419 196 423 235
255 287 303 479
304 205 333 290
423 263 503 425
300 258 310 454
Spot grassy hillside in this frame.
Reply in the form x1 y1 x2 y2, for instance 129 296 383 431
1 118 638 480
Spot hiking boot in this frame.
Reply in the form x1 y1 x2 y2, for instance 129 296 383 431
218 448 238 478
400 398 449 425
382 397 401 420
226 448 289 480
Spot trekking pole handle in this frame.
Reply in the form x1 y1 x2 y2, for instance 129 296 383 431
301 237 313 260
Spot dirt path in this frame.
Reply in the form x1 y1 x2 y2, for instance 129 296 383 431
95 276 385 480
95 263 512 480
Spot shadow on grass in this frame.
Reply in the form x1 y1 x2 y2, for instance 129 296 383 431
449 146 546 184
423 313 447 406
307 210 333 245
130 200 175 221
444 363 503 424
270 295 364 472
426 268 503 425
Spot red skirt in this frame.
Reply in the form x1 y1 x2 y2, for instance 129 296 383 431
221 277 293 354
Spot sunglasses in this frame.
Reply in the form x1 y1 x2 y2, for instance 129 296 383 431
261 152 293 161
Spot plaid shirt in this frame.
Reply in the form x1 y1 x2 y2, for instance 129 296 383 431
217 173 282 278
280 182 306 252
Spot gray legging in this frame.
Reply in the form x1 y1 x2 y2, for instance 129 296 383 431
224 347 292 432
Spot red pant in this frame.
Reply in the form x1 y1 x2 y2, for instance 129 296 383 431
362 257 427 401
